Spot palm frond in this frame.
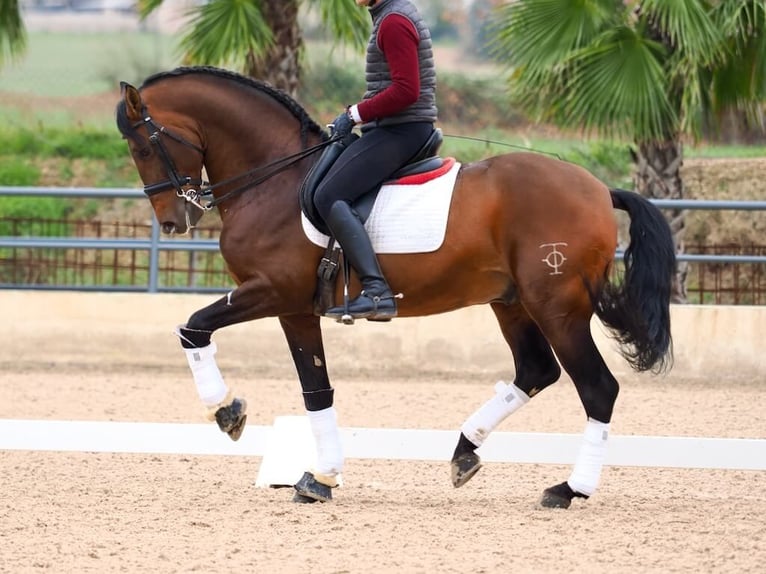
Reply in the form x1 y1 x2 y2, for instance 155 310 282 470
136 0 165 21
708 1 766 128
639 0 725 65
314 0 370 52
179 0 274 67
0 0 25 66
491 0 623 69
560 27 677 140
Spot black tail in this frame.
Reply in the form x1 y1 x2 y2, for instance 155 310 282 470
596 189 675 373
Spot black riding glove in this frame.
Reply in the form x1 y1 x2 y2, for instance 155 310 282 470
331 109 355 137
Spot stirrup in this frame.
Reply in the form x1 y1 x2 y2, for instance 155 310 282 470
325 291 401 323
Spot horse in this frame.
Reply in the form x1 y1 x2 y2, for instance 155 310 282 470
116 66 675 508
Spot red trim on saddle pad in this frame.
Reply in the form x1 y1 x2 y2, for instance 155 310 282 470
391 157 456 185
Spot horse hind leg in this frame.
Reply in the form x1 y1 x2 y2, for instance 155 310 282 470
536 314 619 509
451 302 562 487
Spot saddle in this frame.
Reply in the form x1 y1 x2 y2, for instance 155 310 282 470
299 128 445 236
298 127 445 317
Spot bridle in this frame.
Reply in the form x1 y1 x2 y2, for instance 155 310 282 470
133 110 338 222
135 113 207 210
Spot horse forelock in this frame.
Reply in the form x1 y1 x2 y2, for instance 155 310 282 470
138 66 329 142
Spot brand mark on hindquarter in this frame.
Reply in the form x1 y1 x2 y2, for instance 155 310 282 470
540 242 568 275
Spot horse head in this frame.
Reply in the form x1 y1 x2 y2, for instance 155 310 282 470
117 81 206 235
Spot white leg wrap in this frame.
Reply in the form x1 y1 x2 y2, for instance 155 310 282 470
460 381 530 447
307 407 344 481
567 418 610 496
183 343 229 407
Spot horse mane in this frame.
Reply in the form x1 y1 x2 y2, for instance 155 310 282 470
116 66 329 144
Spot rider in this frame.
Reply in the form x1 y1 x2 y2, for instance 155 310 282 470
314 0 438 321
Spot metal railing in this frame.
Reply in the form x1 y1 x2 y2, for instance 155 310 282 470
0 187 764 297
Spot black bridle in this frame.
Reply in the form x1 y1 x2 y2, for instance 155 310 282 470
134 110 337 216
136 113 206 205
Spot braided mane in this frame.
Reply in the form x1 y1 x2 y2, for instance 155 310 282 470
118 66 328 143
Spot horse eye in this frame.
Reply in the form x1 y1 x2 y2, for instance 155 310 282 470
137 147 152 159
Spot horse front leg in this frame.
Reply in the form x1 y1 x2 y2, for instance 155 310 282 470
278 313 342 504
175 284 275 440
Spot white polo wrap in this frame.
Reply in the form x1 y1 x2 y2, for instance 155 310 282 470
307 406 344 479
183 342 229 407
567 418 610 496
460 381 530 447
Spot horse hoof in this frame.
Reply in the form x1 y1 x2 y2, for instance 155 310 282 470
292 492 321 504
451 452 482 487
293 471 333 503
540 481 588 509
214 398 247 441
540 489 572 509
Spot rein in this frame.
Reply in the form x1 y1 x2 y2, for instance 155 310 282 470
135 111 337 213
200 138 336 210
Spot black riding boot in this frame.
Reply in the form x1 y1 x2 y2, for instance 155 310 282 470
323 201 397 320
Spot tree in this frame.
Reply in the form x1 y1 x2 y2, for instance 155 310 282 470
0 0 25 68
490 0 766 302
138 0 369 97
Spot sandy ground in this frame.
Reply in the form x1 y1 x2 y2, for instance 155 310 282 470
0 293 764 573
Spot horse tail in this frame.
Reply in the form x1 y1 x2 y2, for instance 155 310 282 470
595 188 675 373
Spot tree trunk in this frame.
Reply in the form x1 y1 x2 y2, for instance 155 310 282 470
245 0 302 97
632 139 688 303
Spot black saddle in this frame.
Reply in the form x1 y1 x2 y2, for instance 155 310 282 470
299 128 444 236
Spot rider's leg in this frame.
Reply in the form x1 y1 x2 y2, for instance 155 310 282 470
323 200 397 319
313 122 433 319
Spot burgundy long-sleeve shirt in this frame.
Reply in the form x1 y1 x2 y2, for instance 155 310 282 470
349 13 421 124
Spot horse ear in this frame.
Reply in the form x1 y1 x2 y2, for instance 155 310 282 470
121 82 144 122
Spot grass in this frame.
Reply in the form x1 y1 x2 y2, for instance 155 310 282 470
0 32 180 97
685 144 766 159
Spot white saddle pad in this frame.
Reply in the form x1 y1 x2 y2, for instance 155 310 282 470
301 160 461 254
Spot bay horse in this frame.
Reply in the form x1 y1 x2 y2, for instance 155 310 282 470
116 66 674 508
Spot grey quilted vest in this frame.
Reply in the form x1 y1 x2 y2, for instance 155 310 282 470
362 0 438 129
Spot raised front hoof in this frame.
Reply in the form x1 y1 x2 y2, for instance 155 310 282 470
451 452 482 488
293 471 333 503
540 481 589 509
214 398 247 441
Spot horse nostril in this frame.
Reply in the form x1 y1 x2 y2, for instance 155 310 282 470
161 222 177 235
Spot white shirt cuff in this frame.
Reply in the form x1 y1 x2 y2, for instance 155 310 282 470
349 105 362 124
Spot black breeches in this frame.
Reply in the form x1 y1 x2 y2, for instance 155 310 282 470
313 122 433 220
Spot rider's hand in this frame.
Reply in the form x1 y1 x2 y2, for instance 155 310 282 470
331 109 355 137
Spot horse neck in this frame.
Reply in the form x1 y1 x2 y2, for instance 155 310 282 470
196 87 321 225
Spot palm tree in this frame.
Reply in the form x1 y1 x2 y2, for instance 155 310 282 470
138 0 369 96
490 0 766 302
0 0 25 68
